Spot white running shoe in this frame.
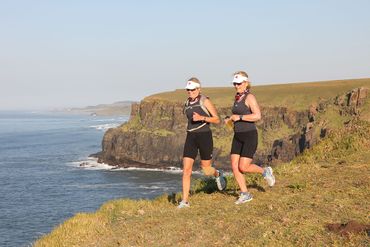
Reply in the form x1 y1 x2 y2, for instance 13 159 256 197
215 169 226 191
235 192 253 204
263 166 275 187
177 200 190 209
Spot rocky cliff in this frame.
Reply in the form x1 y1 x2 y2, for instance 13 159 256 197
97 84 369 170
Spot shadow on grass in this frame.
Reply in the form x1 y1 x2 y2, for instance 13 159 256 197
193 177 225 194
165 177 225 205
194 179 242 201
167 193 179 205
248 183 266 192
167 175 267 205
193 177 266 194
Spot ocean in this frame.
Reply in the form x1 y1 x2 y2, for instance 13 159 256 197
0 112 186 247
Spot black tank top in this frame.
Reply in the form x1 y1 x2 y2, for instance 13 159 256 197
232 92 257 133
184 95 211 132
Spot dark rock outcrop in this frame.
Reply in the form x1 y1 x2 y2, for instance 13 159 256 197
326 220 370 237
336 87 368 115
100 127 185 168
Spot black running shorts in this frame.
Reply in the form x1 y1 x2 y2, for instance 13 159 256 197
231 130 258 158
183 131 213 160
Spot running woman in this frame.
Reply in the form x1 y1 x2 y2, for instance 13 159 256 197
178 77 226 208
225 71 275 204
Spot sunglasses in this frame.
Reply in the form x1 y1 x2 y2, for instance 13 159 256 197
186 88 197 92
233 82 243 86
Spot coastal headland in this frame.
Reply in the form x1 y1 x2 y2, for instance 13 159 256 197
35 77 370 245
97 78 370 171
34 80 370 247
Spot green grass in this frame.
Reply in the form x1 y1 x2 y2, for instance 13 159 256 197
257 121 297 151
119 115 175 137
35 120 370 247
147 78 370 110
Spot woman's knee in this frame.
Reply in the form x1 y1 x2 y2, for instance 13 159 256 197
182 166 192 177
239 164 249 173
231 161 240 173
182 157 194 175
239 159 252 173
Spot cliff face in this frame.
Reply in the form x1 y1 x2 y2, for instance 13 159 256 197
99 100 187 167
98 87 368 170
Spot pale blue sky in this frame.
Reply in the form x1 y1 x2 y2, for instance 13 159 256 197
1 0 369 110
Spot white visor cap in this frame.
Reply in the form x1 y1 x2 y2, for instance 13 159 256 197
232 74 249 83
185 81 200 90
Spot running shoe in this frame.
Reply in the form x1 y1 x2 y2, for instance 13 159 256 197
263 166 275 187
177 200 190 209
215 169 226 191
235 192 253 204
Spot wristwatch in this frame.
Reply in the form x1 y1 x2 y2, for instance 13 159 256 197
239 115 243 121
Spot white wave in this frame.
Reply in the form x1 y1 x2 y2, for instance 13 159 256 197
64 183 129 189
69 157 202 174
89 123 120 131
91 118 117 122
111 166 186 174
68 157 118 170
165 166 183 173
137 185 162 190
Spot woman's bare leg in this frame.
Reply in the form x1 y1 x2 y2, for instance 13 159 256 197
182 157 194 202
238 157 264 174
231 154 248 192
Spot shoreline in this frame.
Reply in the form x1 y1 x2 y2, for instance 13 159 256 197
76 156 185 173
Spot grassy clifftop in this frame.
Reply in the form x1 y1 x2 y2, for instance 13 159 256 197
35 120 370 246
111 78 370 167
147 78 370 111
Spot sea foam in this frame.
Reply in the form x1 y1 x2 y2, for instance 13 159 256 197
69 158 199 174
89 123 120 131
69 157 117 170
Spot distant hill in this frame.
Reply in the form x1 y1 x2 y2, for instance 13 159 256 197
63 101 134 116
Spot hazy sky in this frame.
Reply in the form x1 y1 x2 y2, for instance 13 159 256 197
1 0 369 110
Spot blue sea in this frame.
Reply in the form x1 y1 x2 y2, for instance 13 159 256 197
0 112 185 247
